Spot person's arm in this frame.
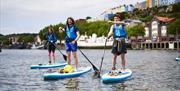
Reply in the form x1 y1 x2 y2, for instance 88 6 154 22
107 25 114 39
59 27 65 33
72 27 80 44
74 31 80 42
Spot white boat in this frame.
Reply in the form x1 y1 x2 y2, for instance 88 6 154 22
31 44 44 49
61 34 113 48
77 39 113 48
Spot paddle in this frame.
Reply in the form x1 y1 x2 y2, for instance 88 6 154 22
48 41 67 61
99 38 108 72
78 48 100 72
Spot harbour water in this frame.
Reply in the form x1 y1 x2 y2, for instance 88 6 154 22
0 49 179 91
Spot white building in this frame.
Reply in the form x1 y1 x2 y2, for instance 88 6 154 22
101 5 134 20
158 0 180 6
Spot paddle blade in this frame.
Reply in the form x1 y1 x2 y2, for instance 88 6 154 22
93 70 101 78
92 65 99 71
63 54 67 61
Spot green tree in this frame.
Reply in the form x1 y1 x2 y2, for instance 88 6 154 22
126 24 145 38
167 19 180 35
18 35 35 43
172 2 180 13
76 21 110 36
86 16 92 20
0 34 10 45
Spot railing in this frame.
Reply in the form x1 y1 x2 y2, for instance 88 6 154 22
139 41 180 50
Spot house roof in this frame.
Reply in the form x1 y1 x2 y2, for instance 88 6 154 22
155 16 175 23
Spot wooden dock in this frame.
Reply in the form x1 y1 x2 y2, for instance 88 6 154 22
131 41 180 50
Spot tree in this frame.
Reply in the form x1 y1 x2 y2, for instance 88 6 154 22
0 34 10 45
172 2 180 13
86 16 92 20
17 35 34 43
126 24 145 38
140 15 153 22
167 19 180 35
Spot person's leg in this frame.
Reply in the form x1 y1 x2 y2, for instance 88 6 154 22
121 53 126 71
65 42 71 65
111 40 118 70
120 38 127 71
51 45 56 64
112 53 117 70
52 51 55 64
72 52 78 70
48 51 51 64
67 52 71 65
71 42 78 70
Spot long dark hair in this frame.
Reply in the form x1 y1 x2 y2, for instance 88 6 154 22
66 17 75 26
48 26 54 34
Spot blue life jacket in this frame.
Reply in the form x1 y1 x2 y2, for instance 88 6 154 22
45 33 57 43
65 25 77 41
113 24 126 38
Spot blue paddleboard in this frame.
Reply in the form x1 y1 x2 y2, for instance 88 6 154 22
30 62 67 69
43 67 91 80
101 69 132 83
175 57 180 61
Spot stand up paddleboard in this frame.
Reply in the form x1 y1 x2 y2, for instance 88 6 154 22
101 69 132 83
43 67 91 80
175 57 180 61
30 62 67 69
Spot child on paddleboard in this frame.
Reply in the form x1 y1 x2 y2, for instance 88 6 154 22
107 14 127 72
45 27 57 64
59 17 80 70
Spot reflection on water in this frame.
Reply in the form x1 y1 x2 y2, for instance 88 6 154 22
64 78 79 90
0 49 179 91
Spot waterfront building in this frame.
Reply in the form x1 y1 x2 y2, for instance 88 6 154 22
158 0 178 6
145 0 180 8
144 16 176 42
140 1 147 9
101 5 134 20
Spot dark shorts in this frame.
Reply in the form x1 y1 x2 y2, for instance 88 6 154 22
111 38 127 55
65 41 77 52
48 44 55 53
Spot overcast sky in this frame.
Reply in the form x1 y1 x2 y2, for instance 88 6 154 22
0 0 145 35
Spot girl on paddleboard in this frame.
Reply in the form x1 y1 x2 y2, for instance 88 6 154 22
59 17 80 70
45 27 57 64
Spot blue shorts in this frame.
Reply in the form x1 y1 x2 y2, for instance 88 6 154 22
111 38 127 55
65 42 77 52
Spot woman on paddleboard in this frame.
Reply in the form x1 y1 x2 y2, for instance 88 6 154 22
45 27 57 64
107 14 127 71
59 17 80 70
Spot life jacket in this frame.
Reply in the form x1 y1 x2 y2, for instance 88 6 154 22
46 33 57 43
65 25 77 41
113 24 126 38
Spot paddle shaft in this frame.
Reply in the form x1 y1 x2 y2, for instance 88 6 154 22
99 39 107 71
51 42 63 55
78 48 99 71
58 34 99 71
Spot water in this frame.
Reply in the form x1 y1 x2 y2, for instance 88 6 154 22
0 49 179 91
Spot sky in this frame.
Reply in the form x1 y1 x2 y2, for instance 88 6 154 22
0 0 145 35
